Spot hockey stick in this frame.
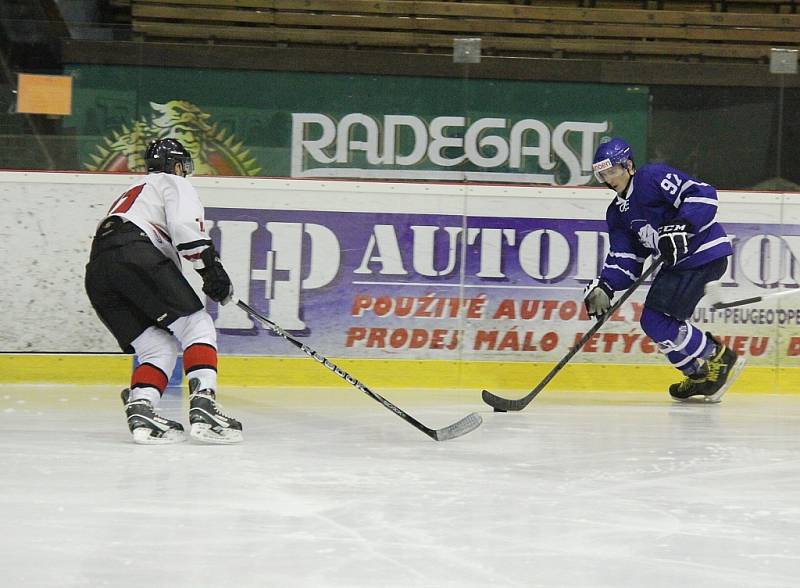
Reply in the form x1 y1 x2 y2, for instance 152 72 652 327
482 258 664 412
704 281 800 310
236 300 482 441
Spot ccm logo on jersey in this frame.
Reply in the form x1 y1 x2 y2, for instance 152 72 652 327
660 223 688 232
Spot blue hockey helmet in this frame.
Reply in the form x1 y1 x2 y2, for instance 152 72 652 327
592 138 633 181
145 138 194 176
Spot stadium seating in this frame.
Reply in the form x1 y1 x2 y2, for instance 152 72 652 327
129 0 800 63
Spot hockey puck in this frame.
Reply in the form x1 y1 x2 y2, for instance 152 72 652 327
493 408 507 413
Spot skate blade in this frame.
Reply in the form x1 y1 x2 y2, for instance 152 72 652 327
705 357 747 404
190 423 243 444
131 427 186 445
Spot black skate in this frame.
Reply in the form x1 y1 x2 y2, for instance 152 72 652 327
698 335 746 403
121 388 185 444
669 335 745 403
188 384 243 444
669 365 710 401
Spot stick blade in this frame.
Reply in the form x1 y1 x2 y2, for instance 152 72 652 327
481 389 530 412
712 295 763 310
433 412 482 441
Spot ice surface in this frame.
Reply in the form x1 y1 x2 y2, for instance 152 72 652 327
1 385 799 587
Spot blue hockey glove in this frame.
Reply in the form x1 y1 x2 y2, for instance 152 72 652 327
657 221 691 265
583 279 614 319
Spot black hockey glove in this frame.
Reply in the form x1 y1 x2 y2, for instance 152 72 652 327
197 246 233 304
583 278 614 319
657 220 691 266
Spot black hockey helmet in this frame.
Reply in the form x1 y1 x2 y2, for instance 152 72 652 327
144 138 194 176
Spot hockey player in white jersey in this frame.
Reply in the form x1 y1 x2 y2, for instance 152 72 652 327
85 138 243 444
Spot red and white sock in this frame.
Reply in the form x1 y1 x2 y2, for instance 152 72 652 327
129 363 168 406
184 343 218 393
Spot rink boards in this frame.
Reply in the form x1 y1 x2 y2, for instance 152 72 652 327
2 171 800 393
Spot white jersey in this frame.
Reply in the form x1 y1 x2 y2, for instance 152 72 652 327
101 173 212 268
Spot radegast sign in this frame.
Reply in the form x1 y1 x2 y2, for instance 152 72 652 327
66 65 648 185
291 114 609 185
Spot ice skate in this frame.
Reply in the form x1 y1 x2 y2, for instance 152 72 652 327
669 336 745 404
669 364 710 402
121 388 185 444
700 335 746 403
188 385 243 444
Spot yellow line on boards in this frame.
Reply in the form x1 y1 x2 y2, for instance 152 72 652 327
0 354 797 394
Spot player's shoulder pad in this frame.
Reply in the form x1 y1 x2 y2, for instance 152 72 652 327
642 162 698 181
636 162 672 182
636 163 686 196
171 173 194 188
157 172 197 194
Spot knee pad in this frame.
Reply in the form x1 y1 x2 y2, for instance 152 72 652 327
129 326 179 395
640 307 686 354
640 307 678 342
641 307 707 358
168 311 219 393
168 310 217 349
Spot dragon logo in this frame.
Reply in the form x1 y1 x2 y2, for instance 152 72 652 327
85 100 261 176
631 219 659 251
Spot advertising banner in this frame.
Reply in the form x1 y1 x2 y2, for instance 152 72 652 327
207 204 800 369
3 172 799 381
64 65 648 185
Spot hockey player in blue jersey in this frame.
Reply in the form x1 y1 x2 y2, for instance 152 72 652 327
583 137 745 402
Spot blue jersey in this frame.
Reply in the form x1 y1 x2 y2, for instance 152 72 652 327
600 163 733 291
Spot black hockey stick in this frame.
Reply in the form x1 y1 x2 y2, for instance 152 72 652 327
236 300 482 441
704 280 800 309
482 258 664 412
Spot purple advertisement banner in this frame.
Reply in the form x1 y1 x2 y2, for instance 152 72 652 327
209 207 800 367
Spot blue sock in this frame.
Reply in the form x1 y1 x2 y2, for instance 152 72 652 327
700 337 717 360
681 359 703 376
